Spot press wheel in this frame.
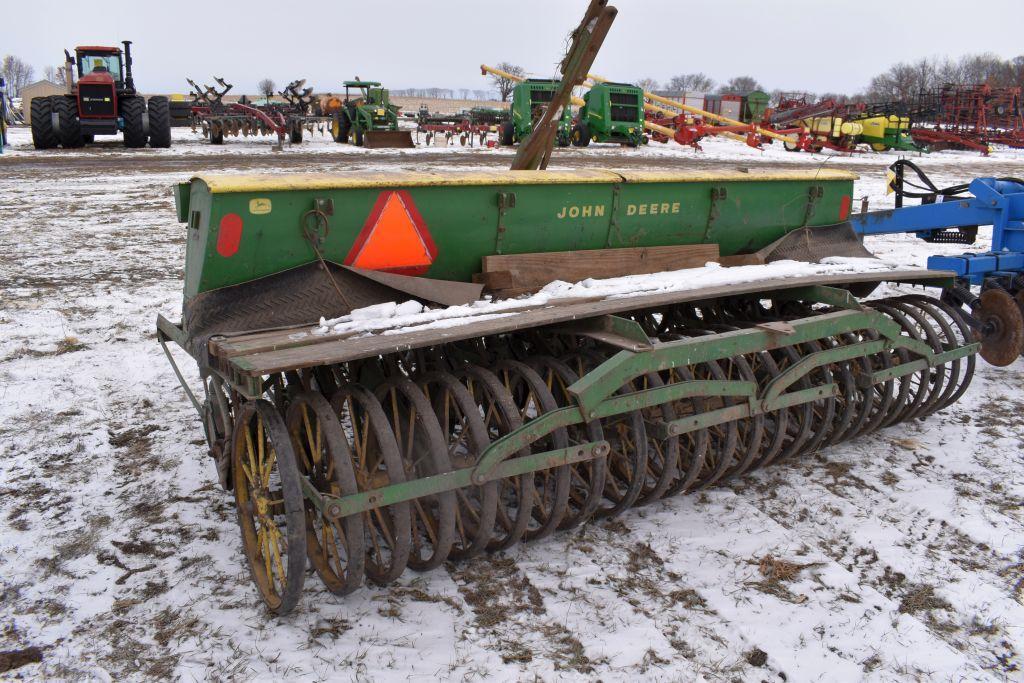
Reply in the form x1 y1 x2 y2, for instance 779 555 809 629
377 378 457 572
529 356 606 530
495 360 570 541
459 365 536 551
330 384 412 585
419 371 497 560
287 391 365 596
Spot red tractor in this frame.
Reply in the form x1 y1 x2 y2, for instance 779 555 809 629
31 40 171 149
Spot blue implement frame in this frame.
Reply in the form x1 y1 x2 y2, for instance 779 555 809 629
849 178 1024 285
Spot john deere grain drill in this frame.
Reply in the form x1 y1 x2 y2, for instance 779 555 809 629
156 1 1011 615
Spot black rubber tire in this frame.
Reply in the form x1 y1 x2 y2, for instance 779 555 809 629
210 125 224 145
82 133 94 144
571 122 590 147
168 100 192 127
146 96 172 148
353 127 364 146
289 123 303 144
30 96 59 149
121 96 147 148
54 96 83 148
499 121 515 145
331 112 350 143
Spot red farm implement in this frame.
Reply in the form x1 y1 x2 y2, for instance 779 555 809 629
187 78 331 146
415 108 503 147
910 84 1024 154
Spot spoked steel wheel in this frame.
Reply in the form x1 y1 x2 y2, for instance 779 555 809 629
232 399 307 615
419 371 497 560
287 391 365 596
529 356 606 530
459 365 536 551
330 384 412 585
495 360 571 542
377 378 457 572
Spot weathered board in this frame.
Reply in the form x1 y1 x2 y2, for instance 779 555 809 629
478 244 719 294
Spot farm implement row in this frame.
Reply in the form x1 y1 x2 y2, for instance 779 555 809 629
415 107 509 147
187 78 331 146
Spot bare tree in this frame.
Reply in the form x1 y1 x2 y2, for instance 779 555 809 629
718 76 764 93
257 78 275 102
635 77 659 92
491 62 525 102
41 65 69 86
2 55 35 98
667 73 715 93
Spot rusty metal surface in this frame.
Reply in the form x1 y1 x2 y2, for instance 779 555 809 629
362 130 415 148
758 223 876 263
342 266 483 306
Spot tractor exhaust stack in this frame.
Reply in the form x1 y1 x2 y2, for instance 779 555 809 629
122 40 135 94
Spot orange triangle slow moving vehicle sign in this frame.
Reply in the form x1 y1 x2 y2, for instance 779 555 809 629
344 190 437 276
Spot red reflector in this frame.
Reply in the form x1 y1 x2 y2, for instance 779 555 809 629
216 213 243 257
839 195 852 221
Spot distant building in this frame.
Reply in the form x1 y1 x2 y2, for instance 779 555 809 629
20 80 65 125
653 90 707 111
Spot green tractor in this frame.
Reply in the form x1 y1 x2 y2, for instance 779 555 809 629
499 79 573 147
330 79 414 148
572 81 646 147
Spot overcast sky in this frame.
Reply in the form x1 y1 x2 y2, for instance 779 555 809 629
6 0 1023 96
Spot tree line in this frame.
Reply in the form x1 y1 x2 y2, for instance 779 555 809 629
638 53 1024 106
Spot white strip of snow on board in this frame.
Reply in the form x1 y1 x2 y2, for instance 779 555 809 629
314 256 914 338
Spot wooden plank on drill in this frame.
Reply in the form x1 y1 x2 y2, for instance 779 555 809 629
223 269 946 376
479 244 720 295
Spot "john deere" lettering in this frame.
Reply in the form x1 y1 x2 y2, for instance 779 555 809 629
626 202 681 216
556 204 606 219
555 201 683 219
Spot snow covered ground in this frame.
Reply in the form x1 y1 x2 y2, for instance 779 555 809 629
1 124 1023 681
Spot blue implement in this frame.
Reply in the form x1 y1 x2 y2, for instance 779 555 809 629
850 176 1024 285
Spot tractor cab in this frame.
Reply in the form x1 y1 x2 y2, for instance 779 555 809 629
343 80 386 107
76 46 124 85
331 79 412 147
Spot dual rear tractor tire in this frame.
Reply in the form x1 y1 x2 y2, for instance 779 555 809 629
146 96 172 148
31 94 172 149
30 96 59 149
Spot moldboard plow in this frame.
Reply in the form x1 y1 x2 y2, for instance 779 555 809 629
155 1 1011 615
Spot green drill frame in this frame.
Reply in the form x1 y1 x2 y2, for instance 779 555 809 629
291 290 977 521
